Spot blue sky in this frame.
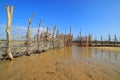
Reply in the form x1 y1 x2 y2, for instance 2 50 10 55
0 0 120 40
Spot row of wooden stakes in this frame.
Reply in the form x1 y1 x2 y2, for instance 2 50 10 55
4 5 73 60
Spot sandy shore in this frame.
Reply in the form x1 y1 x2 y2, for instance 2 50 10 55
0 47 120 80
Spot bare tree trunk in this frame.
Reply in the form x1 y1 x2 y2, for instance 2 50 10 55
6 5 14 60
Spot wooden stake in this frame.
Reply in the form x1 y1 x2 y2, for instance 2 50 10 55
52 25 56 49
37 20 41 52
26 13 34 55
6 5 14 60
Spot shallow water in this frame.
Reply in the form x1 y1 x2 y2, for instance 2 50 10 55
0 46 120 80
72 46 120 64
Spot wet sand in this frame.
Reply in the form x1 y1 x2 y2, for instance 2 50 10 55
0 46 120 80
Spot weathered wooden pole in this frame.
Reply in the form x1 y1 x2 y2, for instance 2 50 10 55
95 36 97 46
26 14 34 55
89 35 92 46
80 28 82 46
44 27 49 50
6 5 14 60
108 34 111 46
52 25 56 49
64 28 66 47
26 23 31 55
69 27 71 46
69 26 73 46
46 27 49 48
37 20 41 52
114 34 117 47
100 35 103 46
86 36 88 47
42 26 46 51
56 29 60 48
40 32 43 50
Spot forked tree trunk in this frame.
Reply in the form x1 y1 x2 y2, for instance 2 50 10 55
6 5 14 60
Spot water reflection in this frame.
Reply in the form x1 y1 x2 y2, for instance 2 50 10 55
71 46 92 62
70 46 120 64
63 47 72 60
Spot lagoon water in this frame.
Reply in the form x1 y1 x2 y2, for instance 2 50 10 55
0 46 120 80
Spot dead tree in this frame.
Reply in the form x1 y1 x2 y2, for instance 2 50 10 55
26 14 34 55
6 5 14 60
37 20 41 52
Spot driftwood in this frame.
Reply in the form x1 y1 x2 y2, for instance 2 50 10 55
6 5 14 60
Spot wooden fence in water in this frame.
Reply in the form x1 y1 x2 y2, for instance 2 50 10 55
0 5 73 60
